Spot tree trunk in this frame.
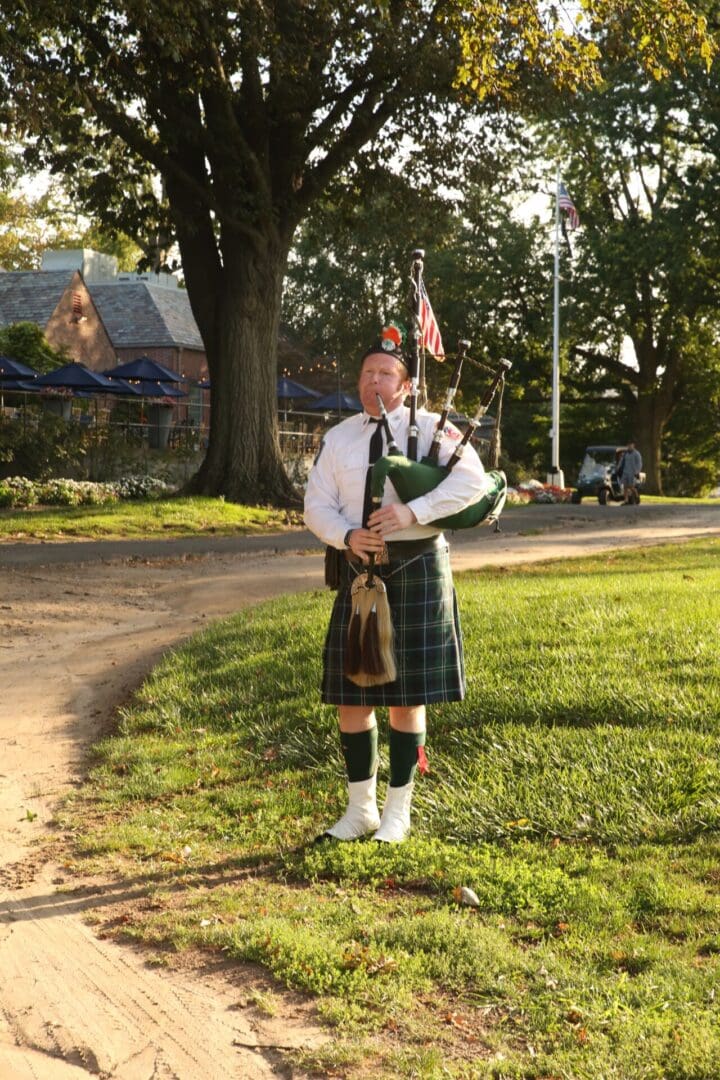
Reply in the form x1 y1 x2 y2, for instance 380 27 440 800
630 330 681 497
184 233 299 506
633 392 668 495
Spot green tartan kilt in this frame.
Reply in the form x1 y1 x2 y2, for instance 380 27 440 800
321 544 465 706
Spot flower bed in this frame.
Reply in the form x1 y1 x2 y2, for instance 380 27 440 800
507 480 574 505
0 475 176 508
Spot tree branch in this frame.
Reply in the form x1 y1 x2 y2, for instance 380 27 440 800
196 10 274 219
296 0 450 213
573 344 640 385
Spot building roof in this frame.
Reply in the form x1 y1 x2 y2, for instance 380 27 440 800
0 269 205 353
90 283 204 351
0 270 77 326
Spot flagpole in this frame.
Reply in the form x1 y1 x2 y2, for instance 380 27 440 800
549 166 565 488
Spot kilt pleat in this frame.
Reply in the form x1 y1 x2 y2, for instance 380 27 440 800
321 545 465 706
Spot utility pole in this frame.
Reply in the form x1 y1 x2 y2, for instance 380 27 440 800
548 166 565 488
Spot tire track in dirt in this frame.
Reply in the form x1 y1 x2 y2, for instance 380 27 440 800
1 891 289 1078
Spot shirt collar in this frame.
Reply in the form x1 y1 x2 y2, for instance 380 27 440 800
361 403 406 429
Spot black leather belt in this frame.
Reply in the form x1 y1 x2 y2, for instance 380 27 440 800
344 535 443 564
385 536 444 558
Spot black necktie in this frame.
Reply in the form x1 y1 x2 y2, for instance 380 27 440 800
362 418 384 527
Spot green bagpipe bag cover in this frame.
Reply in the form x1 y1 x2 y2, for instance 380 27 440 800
371 453 507 530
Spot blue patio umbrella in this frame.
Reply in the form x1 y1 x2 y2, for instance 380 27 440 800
277 376 321 399
135 381 187 399
308 390 362 413
8 380 42 392
0 357 39 406
0 356 40 381
35 362 121 392
110 379 143 396
75 379 145 398
105 356 184 383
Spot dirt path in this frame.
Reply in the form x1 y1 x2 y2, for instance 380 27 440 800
2 503 719 1078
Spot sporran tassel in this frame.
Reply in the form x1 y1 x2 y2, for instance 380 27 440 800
346 574 397 687
344 601 363 677
371 580 396 683
361 604 383 675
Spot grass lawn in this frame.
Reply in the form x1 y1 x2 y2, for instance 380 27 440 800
0 492 715 542
62 538 720 1079
0 496 302 540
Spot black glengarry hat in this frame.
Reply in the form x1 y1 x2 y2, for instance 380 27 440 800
361 323 409 367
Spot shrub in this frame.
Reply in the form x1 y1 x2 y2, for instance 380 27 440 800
0 413 88 480
0 476 38 507
112 475 175 499
507 481 574 504
0 474 176 507
35 479 118 506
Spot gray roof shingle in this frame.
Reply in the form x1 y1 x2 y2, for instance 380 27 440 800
90 283 204 350
0 270 77 326
0 270 204 352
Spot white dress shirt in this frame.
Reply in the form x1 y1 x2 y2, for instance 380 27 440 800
304 403 488 549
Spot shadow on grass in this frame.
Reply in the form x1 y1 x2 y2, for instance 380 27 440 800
0 848 301 926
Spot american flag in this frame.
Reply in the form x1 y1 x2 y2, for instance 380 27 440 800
558 181 579 230
419 280 444 358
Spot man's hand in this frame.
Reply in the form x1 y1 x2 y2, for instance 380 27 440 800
346 527 386 564
367 503 417 537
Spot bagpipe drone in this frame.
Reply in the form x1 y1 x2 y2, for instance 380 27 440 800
344 250 512 688
371 249 511 532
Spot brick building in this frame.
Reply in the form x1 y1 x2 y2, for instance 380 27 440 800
0 267 117 370
0 248 209 427
0 248 208 375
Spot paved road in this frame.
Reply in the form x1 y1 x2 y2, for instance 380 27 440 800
2 500 719 566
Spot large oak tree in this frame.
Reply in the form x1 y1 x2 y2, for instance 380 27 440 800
2 1 714 502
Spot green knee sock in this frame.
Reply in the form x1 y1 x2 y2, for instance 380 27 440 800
339 727 378 782
389 728 426 788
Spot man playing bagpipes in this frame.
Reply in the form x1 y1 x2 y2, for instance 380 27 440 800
304 309 495 843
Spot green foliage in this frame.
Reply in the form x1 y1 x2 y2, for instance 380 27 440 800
452 0 716 103
663 343 720 495
0 407 178 490
0 475 176 508
0 170 85 272
75 221 144 273
0 476 114 507
532 55 720 492
0 411 87 479
283 168 460 370
0 322 68 372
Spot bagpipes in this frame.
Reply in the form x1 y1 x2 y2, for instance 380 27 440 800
371 356 511 531
344 251 512 688
372 249 511 532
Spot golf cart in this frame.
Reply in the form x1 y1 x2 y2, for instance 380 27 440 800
570 444 644 505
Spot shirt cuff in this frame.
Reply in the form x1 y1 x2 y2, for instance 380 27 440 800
406 496 435 525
